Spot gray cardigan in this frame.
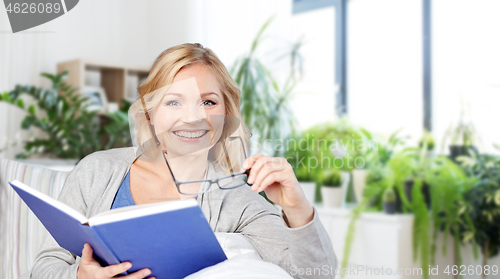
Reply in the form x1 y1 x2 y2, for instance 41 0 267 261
20 147 338 279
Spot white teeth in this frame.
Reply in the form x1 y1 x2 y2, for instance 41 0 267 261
174 130 207 139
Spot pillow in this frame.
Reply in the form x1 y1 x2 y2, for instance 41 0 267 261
185 233 293 279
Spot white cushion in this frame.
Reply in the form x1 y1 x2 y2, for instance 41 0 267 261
185 233 293 279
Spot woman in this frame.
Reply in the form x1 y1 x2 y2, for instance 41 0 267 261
22 43 337 279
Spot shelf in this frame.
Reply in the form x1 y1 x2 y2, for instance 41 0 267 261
56 59 150 110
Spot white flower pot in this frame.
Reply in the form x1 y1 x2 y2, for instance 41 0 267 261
352 169 367 203
340 171 350 208
298 182 316 204
321 187 343 208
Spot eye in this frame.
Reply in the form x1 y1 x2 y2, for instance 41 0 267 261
166 101 179 107
203 100 217 106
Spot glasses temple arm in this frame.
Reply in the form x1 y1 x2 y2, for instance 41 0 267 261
161 150 178 183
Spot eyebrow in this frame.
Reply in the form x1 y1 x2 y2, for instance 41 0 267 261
201 92 219 98
165 92 220 98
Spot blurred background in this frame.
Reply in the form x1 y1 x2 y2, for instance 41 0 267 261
1 0 499 278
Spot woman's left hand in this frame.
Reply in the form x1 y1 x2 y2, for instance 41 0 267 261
240 154 314 228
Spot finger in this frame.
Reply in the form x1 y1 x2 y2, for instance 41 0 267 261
255 171 283 192
101 261 133 278
80 243 93 264
240 154 265 171
251 160 288 190
246 156 272 183
120 268 152 278
248 157 284 185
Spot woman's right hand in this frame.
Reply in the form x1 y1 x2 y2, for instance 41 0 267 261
77 243 156 279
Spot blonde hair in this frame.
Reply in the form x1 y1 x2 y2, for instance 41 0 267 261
129 43 252 174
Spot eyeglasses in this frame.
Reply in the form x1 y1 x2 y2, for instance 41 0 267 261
161 136 251 195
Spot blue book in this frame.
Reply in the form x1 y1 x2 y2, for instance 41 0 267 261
9 180 227 279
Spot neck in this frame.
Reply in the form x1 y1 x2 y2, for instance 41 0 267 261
167 149 209 182
132 153 207 200
135 146 211 183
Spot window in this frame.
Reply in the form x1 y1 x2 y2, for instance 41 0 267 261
291 6 336 130
433 0 500 154
347 0 423 143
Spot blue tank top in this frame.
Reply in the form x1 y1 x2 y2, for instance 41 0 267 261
110 171 198 209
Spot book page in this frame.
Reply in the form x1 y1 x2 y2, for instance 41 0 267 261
88 198 197 226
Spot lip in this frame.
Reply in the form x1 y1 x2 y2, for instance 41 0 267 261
173 129 209 132
172 129 210 142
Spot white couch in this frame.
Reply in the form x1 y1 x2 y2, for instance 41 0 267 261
0 158 69 279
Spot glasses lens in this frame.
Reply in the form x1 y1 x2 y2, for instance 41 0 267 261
218 173 248 189
178 181 211 195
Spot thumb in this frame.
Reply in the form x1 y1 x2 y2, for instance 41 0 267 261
81 243 93 263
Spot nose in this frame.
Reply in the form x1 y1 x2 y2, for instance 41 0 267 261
181 103 207 124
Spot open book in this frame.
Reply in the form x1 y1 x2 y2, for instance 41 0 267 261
9 180 227 279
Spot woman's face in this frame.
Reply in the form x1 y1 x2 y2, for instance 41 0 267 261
151 63 226 158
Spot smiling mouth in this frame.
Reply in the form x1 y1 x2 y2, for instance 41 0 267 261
172 130 209 139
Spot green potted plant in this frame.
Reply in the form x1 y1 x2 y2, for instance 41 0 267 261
231 15 305 157
388 147 432 211
321 169 343 208
442 105 480 162
296 118 367 204
0 71 132 160
284 120 357 204
352 129 408 204
419 130 435 150
424 155 475 274
391 147 478 278
350 127 373 204
342 147 433 279
447 122 478 162
383 187 397 214
341 133 478 279
458 150 500 279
